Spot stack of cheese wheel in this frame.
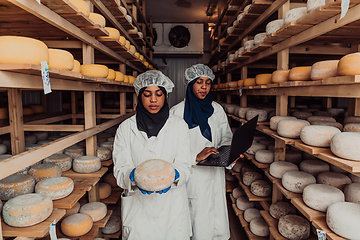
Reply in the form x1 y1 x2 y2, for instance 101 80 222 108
81 64 109 78
61 213 93 237
278 215 310 240
269 161 299 179
35 176 74 200
277 119 310 138
0 173 35 200
0 36 49 65
300 125 341 147
337 52 360 76
310 60 339 80
282 171 316 193
331 132 360 161
303 184 344 212
288 66 312 81
284 7 307 24
69 0 89 16
3 193 53 227
80 202 107 222
48 49 74 70
43 154 72 172
271 70 290 83
28 163 62 183
73 156 101 174
64 145 85 160
269 201 296 219
255 74 272 85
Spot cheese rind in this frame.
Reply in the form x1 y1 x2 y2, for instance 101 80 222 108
269 201 296 219
307 0 326 12
255 74 272 85
271 70 289 83
64 145 85 160
300 125 341 147
250 180 272 197
288 66 312 81
246 109 267 122
99 182 112 199
73 156 101 174
0 174 35 200
284 7 308 25
269 161 299 179
80 202 107 222
343 123 360 132
244 208 261 222
69 0 89 16
255 150 274 164
338 52 360 76
43 154 72 172
270 116 296 130
80 64 109 78
310 60 339 80
72 60 81 73
303 184 344 212
243 171 262 186
232 187 245 199
61 213 93 237
89 13 106 27
330 132 360 161
243 78 256 86
246 142 266 155
266 19 285 35
317 172 351 190
277 119 310 138
236 196 255 211
102 213 121 234
28 163 62 183
35 177 74 200
344 183 360 203
311 121 343 131
254 32 267 45
299 160 329 176
250 218 269 237
48 49 74 70
282 171 316 193
278 215 310 240
64 202 80 217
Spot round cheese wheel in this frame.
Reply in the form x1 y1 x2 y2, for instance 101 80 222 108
270 161 299 179
225 104 237 114
344 123 360 132
72 60 81 73
329 163 348 174
243 171 263 186
0 144 7 155
244 208 261 222
102 213 121 234
235 107 250 118
69 0 89 16
64 145 85 160
344 116 360 125
119 36 126 45
244 78 256 86
89 13 105 27
292 111 313 120
255 74 272 85
237 12 245 21
115 71 124 81
270 116 296 130
61 213 93 237
35 176 74 200
277 119 310 138
227 26 234 34
236 196 255 211
139 55 144 61
250 218 269 237
344 183 360 203
228 81 238 88
97 147 112 161
23 107 34 116
33 132 48 141
250 180 272 197
246 142 266 155
81 64 109 78
326 202 360 239
313 110 332 117
311 121 343 131
282 171 316 193
269 201 296 219
125 15 132 23
300 125 341 147
43 154 72 172
232 187 245 199
25 144 40 151
338 52 360 76
284 7 307 25
327 108 345 117
307 0 326 12
134 159 175 192
3 193 53 227
103 172 118 187
244 40 255 50
28 163 61 183
288 66 312 81
129 45 136 54
237 80 244 87
303 184 344 212
255 150 274 164
349 173 360 183
100 141 114 151
246 109 267 122
278 215 310 240
0 173 35 200
254 32 267 45
241 164 260 176
306 116 336 123
125 40 130 49
80 202 107 222
73 156 101 174
317 172 351 190
128 27 138 34
331 132 360 161
266 19 285 35
299 160 329 177
259 138 274 147
48 49 74 70
119 6 127 15
25 134 37 145
99 182 111 199
106 69 116 80
0 36 49 65
65 202 80 217
134 52 140 59
233 160 247 173
123 75 129 83
272 70 289 83
310 60 339 80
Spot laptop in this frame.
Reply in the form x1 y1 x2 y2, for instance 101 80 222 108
197 115 258 167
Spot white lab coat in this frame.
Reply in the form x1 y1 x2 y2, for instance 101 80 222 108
113 114 192 240
171 100 232 240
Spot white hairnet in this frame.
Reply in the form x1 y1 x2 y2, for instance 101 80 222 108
184 63 215 84
133 70 174 96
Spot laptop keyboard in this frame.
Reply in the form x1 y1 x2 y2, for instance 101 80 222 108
209 148 230 165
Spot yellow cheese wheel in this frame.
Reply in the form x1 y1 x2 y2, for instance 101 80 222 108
79 202 107 222
106 69 116 80
35 177 74 200
128 28 138 34
23 107 34 116
81 64 109 78
119 36 126 45
89 13 105 28
128 76 135 84
64 145 85 160
272 70 290 83
123 75 129 83
144 61 149 67
65 202 80 217
228 81 238 88
69 0 89 16
129 45 136 54
3 193 53 227
103 172 118 188
255 74 272 85
0 173 35 200
238 80 244 87
134 159 175 192
28 163 62 183
311 60 339 80
338 52 360 76
73 156 101 173
0 108 8 119
99 182 112 199
48 49 74 70
43 154 72 172
98 27 120 40
72 60 81 73
139 55 144 61
30 105 44 114
134 52 140 58
125 40 130 49
115 71 124 81
289 66 312 81
244 78 256 86
0 36 48 65
61 213 93 237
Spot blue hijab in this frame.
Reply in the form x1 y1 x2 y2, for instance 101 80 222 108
184 78 214 142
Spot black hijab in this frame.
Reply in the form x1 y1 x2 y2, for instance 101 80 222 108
136 86 169 138
184 78 214 142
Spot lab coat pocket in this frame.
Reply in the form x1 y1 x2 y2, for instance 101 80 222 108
186 171 197 199
121 192 136 237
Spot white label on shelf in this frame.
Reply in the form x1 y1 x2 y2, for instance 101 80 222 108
49 219 58 240
36 0 41 4
340 0 350 19
41 61 52 94
316 229 326 240
239 86 242 97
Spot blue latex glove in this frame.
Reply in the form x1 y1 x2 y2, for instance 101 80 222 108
156 169 179 194
138 187 153 195
174 169 180 181
129 168 136 182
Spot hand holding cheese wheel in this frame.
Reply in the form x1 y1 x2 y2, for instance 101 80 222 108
134 159 176 192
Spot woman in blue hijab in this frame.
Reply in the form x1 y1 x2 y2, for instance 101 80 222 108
171 64 233 240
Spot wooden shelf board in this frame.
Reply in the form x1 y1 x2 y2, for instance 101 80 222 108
297 6 341 25
312 217 347 240
256 125 297 145
291 198 325 221
248 0 274 14
251 43 272 53
259 201 270 211
264 169 281 183
275 21 312 37
275 182 302 199
260 210 278 228
251 158 271 169
242 49 257 56
101 159 113 166
269 226 286 240
238 211 249 228
94 210 113 228
71 177 101 191
263 33 290 44
100 189 122 204
239 181 272 202
53 188 87 209
234 54 251 62
317 149 360 173
230 193 237 204
244 225 268 240
232 203 244 217
227 180 239 192
62 167 108 178
233 13 261 30
2 209 66 237
325 0 360 8
293 141 328 155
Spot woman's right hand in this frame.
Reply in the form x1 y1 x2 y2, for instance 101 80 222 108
196 147 219 162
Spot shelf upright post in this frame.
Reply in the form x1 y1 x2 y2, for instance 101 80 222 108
96 92 102 124
133 71 138 111
347 44 360 116
240 39 248 108
71 91 77 125
120 63 127 115
8 89 25 155
226 72 232 104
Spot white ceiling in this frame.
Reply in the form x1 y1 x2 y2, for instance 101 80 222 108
146 0 227 24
